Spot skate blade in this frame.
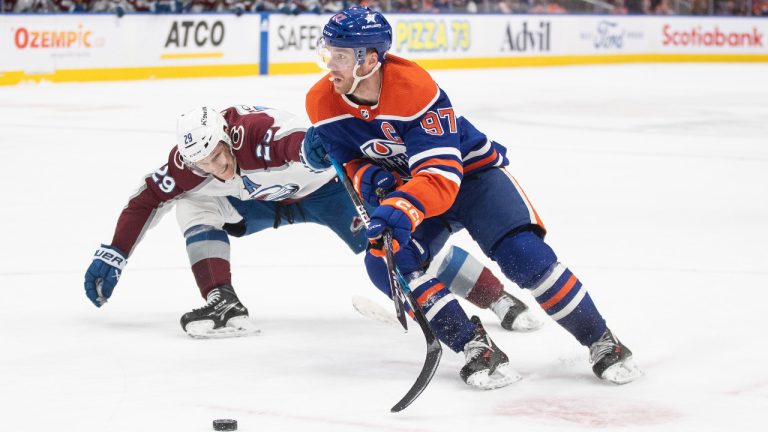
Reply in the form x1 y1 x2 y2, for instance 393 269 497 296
509 310 545 332
352 295 403 331
185 316 261 339
601 357 643 384
466 363 522 390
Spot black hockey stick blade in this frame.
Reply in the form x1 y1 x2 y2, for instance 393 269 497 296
390 299 443 413
385 231 442 412
329 158 441 411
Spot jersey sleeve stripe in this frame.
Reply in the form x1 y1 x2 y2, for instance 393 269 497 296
463 140 492 161
409 147 462 168
464 150 499 172
421 167 462 187
412 158 464 176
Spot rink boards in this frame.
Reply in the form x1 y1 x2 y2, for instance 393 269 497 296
1 12 767 85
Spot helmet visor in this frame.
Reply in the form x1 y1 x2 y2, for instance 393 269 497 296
180 141 229 177
316 37 358 72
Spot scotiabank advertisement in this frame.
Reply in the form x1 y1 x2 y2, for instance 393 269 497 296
652 18 767 53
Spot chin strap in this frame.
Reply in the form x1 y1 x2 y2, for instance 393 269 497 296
346 62 382 95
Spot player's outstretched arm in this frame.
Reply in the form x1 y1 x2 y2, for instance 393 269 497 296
84 244 127 307
82 147 197 307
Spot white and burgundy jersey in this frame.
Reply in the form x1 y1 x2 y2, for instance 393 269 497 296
111 105 335 256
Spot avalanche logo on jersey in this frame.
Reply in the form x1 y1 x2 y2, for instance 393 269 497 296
360 139 410 177
253 184 300 201
242 175 300 201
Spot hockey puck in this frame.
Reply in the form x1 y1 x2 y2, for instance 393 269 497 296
212 419 237 431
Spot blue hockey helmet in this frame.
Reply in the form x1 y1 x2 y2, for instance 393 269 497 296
321 6 392 65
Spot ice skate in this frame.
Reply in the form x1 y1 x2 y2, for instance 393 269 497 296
180 284 260 339
460 316 521 389
589 328 642 384
490 291 544 332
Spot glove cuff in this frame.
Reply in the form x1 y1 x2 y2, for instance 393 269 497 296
95 245 127 270
351 162 375 198
380 197 424 231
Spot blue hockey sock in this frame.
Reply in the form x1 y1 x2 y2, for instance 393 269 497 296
492 230 607 346
528 263 606 346
406 272 476 353
365 251 476 352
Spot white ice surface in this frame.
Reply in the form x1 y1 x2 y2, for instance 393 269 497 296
1 64 767 431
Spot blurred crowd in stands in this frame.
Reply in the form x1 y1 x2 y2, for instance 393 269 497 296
2 0 767 16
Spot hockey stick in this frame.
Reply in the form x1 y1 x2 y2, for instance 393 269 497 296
331 160 407 330
330 159 442 413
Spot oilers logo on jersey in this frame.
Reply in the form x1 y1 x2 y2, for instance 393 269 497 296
360 139 410 177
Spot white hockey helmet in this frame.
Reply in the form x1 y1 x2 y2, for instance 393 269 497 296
176 106 232 164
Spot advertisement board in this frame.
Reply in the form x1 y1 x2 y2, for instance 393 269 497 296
652 17 766 54
1 13 261 84
1 13 766 86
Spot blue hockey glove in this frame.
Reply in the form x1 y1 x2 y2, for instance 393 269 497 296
84 244 127 307
300 126 331 172
366 197 425 257
354 164 400 207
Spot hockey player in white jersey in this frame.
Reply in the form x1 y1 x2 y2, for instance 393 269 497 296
82 105 541 339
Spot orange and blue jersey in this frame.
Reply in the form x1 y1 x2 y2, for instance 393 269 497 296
306 54 508 219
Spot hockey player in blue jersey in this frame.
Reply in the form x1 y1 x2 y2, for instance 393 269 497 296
305 6 642 387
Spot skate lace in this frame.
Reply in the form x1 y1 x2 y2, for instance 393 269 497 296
490 294 515 318
192 289 221 312
464 339 492 362
589 332 617 364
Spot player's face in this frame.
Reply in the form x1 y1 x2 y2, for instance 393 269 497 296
323 46 358 94
195 142 236 180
